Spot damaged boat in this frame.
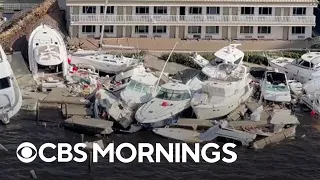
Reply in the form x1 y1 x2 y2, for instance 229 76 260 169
0 45 22 124
187 44 244 91
135 82 192 128
260 71 291 103
28 23 69 86
268 52 320 83
191 63 253 119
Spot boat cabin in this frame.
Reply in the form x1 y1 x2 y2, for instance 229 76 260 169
263 71 289 92
155 83 191 101
125 72 159 93
290 52 320 71
210 44 244 66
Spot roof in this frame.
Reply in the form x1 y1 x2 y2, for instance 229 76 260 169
131 72 158 86
301 52 320 64
161 82 190 91
214 44 244 63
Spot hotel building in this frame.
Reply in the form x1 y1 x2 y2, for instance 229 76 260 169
65 0 317 40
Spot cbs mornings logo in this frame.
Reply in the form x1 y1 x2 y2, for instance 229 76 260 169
16 142 238 163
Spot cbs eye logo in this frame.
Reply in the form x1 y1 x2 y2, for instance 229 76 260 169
16 142 37 163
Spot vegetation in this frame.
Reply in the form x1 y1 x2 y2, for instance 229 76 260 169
158 50 307 68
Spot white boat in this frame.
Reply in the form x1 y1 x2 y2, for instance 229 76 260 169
260 71 291 103
187 44 244 91
268 52 320 83
0 45 22 124
70 50 140 74
28 23 68 80
190 52 209 68
120 72 160 110
300 92 320 114
287 79 303 97
191 63 253 119
135 82 192 128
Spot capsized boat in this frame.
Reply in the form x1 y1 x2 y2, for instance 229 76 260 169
260 71 291 103
28 23 68 80
0 45 22 124
268 52 320 83
135 82 192 128
70 49 140 74
187 44 244 91
191 63 253 119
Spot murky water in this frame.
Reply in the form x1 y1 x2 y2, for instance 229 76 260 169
1 112 320 180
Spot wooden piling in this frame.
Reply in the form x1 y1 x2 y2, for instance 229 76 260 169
88 151 93 172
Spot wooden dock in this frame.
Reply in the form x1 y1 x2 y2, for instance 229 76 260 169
63 116 114 135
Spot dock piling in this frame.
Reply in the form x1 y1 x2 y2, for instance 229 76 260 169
30 170 37 179
81 134 84 143
88 151 93 172
35 101 39 125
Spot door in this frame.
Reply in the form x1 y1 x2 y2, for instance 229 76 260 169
180 7 185 21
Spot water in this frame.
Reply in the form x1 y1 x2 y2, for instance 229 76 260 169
1 112 320 180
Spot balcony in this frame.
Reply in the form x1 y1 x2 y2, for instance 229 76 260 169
70 14 316 26
0 3 38 11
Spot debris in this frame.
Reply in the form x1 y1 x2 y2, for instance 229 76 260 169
30 170 37 179
270 109 300 125
301 134 306 138
84 139 104 150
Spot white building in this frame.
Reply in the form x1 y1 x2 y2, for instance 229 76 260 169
0 0 44 19
65 0 318 40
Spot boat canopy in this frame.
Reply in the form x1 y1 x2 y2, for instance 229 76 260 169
155 88 191 101
291 52 320 70
209 63 247 82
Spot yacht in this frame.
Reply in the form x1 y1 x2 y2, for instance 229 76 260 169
0 45 22 124
135 82 192 128
28 23 68 80
268 52 320 84
187 44 244 91
260 71 291 103
70 50 140 74
191 63 253 120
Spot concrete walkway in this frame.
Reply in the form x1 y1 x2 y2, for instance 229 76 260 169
69 38 313 52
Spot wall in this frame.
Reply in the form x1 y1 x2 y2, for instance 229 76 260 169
236 26 283 40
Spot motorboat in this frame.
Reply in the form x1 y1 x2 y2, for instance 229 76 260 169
187 44 244 91
300 91 320 115
70 50 140 74
135 82 192 128
0 45 22 124
191 63 253 119
28 23 68 81
259 71 291 103
268 52 320 83
287 80 303 97
120 72 160 110
190 52 209 68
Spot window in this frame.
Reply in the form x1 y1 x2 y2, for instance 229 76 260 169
100 26 114 33
240 26 253 34
154 6 167 14
153 26 167 33
126 80 151 93
292 27 305 34
207 7 220 14
100 6 114 14
234 57 242 64
205 26 219 34
241 7 254 15
189 7 202 14
82 6 96 14
156 88 191 101
135 26 149 33
0 77 10 90
299 60 311 68
293 7 306 15
136 6 149 14
259 7 272 15
82 25 95 33
258 26 271 34
188 26 201 34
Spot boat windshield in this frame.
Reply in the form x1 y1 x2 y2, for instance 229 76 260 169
197 71 209 81
0 77 11 90
155 88 191 101
266 84 289 92
210 57 225 66
126 80 152 93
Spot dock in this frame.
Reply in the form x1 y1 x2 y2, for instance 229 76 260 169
63 116 114 135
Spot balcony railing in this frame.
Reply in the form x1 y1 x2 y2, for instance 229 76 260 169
70 14 316 26
0 3 38 11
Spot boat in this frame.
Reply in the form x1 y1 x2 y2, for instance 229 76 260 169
191 63 253 119
70 50 140 74
28 23 68 81
135 82 192 128
287 79 303 97
300 92 320 114
190 52 209 68
259 71 291 103
0 45 22 124
268 52 320 83
187 44 244 91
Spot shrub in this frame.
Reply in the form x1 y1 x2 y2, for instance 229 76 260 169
158 50 308 68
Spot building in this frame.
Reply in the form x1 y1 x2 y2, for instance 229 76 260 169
65 0 317 40
0 0 44 19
